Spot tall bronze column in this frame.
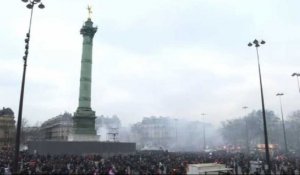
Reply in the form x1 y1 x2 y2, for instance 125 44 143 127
71 8 99 141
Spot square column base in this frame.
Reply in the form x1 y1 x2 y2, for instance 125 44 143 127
73 107 97 135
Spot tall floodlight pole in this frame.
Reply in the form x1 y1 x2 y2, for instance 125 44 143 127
248 39 271 174
175 118 178 150
242 106 250 154
201 113 206 151
276 93 288 154
291 73 300 93
13 0 45 173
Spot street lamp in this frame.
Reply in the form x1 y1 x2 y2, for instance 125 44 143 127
242 106 250 154
276 93 288 154
248 39 271 174
291 73 300 93
13 0 45 173
201 113 206 151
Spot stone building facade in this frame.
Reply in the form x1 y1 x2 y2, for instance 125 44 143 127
40 112 73 141
131 116 175 150
0 107 15 148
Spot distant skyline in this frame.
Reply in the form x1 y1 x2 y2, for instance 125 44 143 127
1 0 300 127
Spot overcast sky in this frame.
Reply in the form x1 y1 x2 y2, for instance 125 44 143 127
1 0 300 127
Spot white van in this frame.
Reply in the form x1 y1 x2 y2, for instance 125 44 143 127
187 163 232 175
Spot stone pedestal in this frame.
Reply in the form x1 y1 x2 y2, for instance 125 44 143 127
68 133 99 141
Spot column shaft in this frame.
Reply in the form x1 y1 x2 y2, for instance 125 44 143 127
78 36 93 109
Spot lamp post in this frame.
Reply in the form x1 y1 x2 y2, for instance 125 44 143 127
201 113 206 151
276 93 288 154
13 0 45 173
291 73 300 93
175 118 178 150
248 39 271 174
242 106 250 155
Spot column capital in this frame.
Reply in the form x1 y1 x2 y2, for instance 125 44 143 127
80 19 97 39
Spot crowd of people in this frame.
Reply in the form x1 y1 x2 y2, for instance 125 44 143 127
0 148 299 175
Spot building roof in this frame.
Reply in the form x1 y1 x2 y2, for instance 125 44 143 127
0 107 14 117
41 112 72 128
